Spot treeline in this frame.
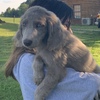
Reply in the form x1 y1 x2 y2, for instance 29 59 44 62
0 0 34 17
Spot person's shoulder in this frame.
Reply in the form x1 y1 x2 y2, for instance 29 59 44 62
14 52 35 72
19 53 35 64
13 53 35 81
20 53 34 60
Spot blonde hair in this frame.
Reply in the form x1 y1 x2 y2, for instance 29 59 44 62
5 46 34 79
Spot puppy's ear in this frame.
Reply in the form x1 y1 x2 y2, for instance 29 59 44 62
13 27 23 47
47 18 64 51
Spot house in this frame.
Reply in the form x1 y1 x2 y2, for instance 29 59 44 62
62 0 100 25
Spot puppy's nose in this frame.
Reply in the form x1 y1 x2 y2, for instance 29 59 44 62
24 39 32 46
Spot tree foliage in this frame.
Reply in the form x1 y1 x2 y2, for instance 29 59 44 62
0 0 34 17
18 3 28 16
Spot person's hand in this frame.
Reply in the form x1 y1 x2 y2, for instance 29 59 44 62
94 90 100 100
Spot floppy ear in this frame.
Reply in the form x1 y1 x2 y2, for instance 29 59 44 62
13 27 23 47
47 18 64 51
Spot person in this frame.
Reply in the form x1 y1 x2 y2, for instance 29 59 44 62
5 0 100 100
29 0 73 34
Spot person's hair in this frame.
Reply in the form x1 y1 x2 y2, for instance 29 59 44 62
5 0 73 78
29 0 73 29
5 46 34 79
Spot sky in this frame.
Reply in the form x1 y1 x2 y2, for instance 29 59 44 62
0 0 26 14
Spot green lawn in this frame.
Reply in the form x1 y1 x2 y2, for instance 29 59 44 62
0 17 23 100
0 17 100 100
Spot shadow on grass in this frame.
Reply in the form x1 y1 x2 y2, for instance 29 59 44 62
0 71 23 100
0 36 13 68
0 22 19 32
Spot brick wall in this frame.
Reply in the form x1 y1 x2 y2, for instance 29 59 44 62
62 0 100 25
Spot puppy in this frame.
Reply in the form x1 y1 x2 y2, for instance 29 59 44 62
14 6 100 100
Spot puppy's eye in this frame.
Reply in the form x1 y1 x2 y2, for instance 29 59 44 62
35 23 45 28
22 21 27 27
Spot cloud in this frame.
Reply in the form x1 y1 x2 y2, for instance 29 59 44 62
0 0 12 3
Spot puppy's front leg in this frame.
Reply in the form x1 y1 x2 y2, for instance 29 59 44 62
33 55 44 85
34 66 66 100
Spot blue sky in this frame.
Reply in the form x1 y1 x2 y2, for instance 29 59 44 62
0 0 26 14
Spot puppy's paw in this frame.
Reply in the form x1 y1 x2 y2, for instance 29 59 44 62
34 73 44 85
34 77 44 85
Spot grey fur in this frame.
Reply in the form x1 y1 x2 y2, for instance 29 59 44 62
14 6 100 100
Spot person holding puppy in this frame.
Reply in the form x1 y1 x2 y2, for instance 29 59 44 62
5 0 100 100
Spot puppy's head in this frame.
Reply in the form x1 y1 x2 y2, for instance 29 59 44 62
14 6 66 50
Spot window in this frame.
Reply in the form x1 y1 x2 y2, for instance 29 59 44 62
74 5 81 19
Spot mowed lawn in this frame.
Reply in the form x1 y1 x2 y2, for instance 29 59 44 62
0 17 100 100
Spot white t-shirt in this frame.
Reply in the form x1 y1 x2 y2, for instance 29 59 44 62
13 53 100 100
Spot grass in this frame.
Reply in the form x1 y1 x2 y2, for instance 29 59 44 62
0 17 23 100
0 17 100 100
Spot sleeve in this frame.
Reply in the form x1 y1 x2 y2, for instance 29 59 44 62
13 53 37 100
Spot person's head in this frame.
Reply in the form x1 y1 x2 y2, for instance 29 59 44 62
29 0 73 29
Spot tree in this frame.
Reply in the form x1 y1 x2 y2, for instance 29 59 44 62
18 3 28 16
0 12 4 17
26 0 34 5
4 7 11 17
0 0 34 17
10 8 20 17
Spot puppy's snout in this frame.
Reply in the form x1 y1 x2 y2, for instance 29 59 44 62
23 39 32 46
